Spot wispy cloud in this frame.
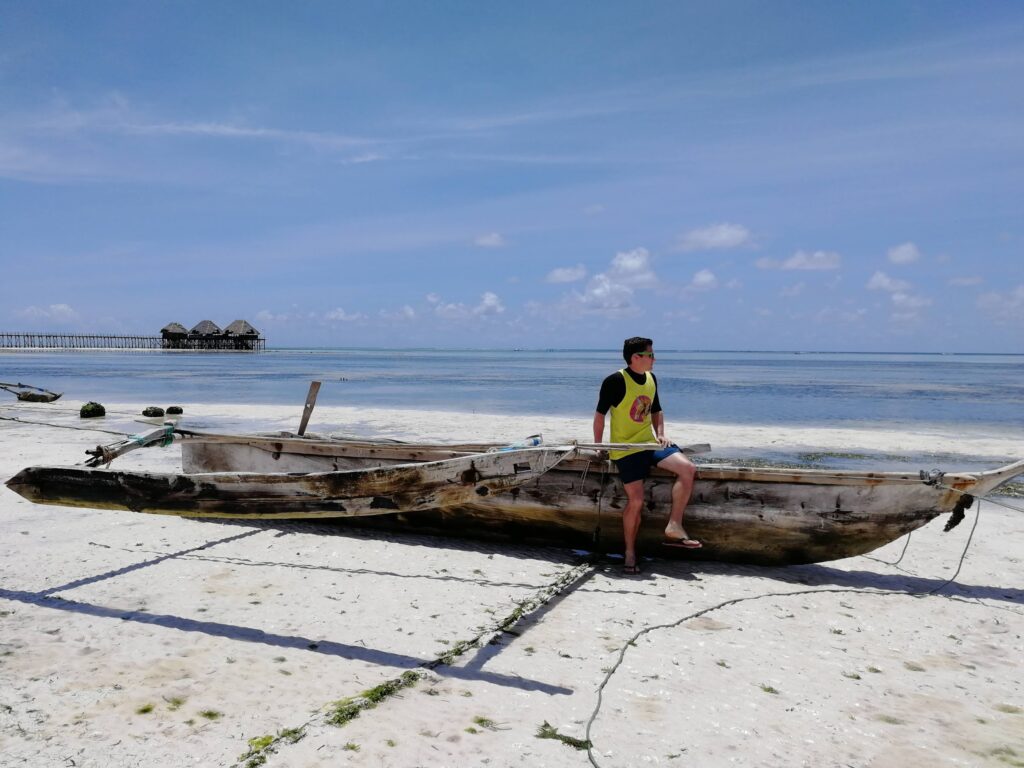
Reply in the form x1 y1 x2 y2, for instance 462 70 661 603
815 306 867 325
31 97 376 150
324 307 366 322
866 271 910 292
887 242 921 264
256 309 290 323
781 282 805 297
473 232 507 248
687 269 718 291
977 284 1024 324
379 305 416 322
757 251 841 271
15 303 79 322
890 292 932 310
677 223 752 252
948 276 983 287
867 271 931 317
545 264 587 283
433 291 505 320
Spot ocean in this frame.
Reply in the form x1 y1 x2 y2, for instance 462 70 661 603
2 348 1022 437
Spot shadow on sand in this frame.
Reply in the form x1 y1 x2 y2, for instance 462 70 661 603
4 518 1018 703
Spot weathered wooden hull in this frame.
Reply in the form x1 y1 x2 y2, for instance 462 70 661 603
178 434 1023 565
4 447 571 520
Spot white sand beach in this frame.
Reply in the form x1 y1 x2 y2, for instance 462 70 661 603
1 400 1022 767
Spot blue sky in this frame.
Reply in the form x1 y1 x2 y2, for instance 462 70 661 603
1 2 1022 351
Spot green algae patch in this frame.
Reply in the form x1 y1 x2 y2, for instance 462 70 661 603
237 728 305 767
327 670 423 727
536 721 591 751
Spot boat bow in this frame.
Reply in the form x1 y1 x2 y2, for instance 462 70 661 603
4 446 574 519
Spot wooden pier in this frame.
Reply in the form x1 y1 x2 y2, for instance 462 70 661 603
0 333 265 351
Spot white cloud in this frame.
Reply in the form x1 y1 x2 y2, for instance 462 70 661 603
866 272 931 316
474 232 506 248
545 264 587 283
434 291 506 319
887 242 921 264
689 269 718 291
948 276 983 287
677 223 753 252
577 274 635 312
583 204 606 216
536 247 660 318
255 309 289 323
474 291 505 315
16 303 79 322
977 284 1024 324
891 292 932 309
425 293 441 304
325 307 366 322
379 305 416 321
345 152 386 165
608 247 657 288
866 271 910 292
756 250 841 270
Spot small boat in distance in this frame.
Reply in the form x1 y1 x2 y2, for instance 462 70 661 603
0 381 62 403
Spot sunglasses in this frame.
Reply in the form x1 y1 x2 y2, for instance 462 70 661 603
635 351 655 358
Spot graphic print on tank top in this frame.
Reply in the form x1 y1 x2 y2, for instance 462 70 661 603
629 395 652 423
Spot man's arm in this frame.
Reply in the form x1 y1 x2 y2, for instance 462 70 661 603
593 411 605 444
652 412 670 447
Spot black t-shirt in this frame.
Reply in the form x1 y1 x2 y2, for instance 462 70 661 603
595 369 662 415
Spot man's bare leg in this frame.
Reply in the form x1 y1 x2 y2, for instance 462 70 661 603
621 479 645 570
657 453 698 545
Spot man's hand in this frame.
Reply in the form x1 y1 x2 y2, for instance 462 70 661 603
656 435 672 448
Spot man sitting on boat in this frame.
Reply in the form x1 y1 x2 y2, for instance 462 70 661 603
593 337 700 573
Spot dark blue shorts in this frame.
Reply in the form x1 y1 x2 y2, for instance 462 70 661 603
614 444 681 485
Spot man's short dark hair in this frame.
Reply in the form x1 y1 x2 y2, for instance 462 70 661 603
622 337 653 363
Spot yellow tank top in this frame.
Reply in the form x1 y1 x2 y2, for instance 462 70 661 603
609 369 656 460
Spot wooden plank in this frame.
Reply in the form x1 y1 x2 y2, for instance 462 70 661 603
297 381 321 436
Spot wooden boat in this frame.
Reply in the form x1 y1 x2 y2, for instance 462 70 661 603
6 427 1021 565
167 431 1024 564
4 445 573 520
0 381 62 403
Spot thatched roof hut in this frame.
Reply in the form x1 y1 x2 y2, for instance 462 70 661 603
160 322 188 339
224 319 259 337
190 320 222 336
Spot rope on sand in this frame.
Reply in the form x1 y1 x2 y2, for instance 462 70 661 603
0 413 128 436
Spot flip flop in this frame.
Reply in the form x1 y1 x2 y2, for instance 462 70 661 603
663 537 702 549
622 563 642 575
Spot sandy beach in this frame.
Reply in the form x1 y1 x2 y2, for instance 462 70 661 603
1 400 1022 767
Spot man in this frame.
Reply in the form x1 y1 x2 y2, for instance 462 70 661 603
593 337 699 574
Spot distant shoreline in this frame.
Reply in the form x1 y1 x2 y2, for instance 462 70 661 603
3 346 1022 356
